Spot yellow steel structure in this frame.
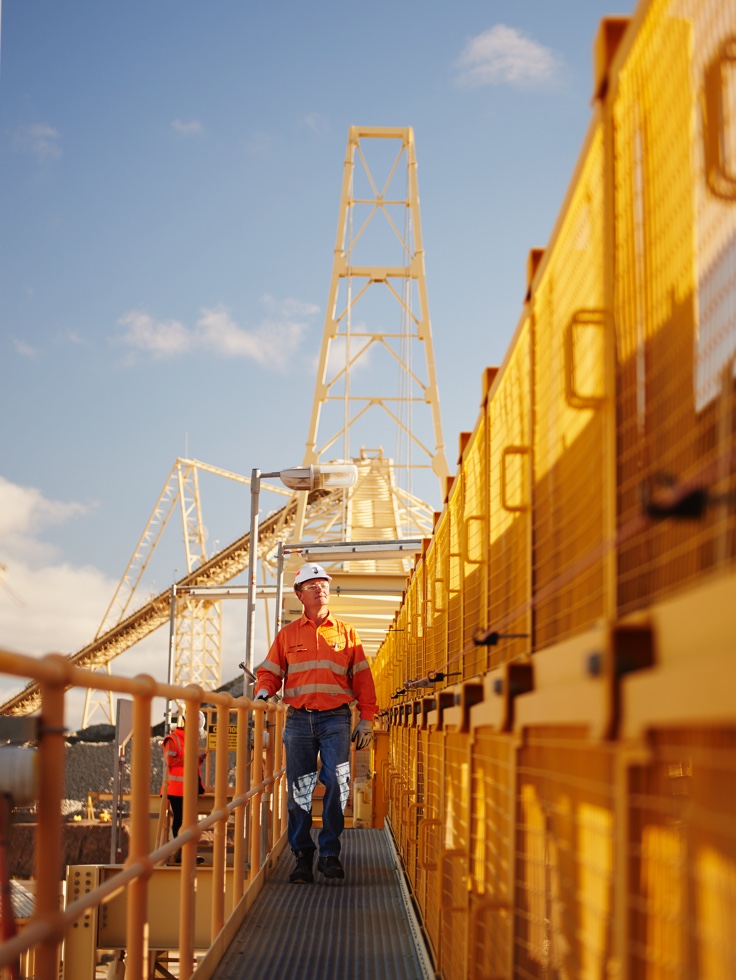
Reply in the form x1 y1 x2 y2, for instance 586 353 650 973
2 2 736 977
372 2 736 977
293 125 449 549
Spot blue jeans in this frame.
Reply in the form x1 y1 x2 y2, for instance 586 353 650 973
282 705 351 857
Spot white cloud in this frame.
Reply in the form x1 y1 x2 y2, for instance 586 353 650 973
0 476 89 564
0 478 248 730
0 479 172 728
196 301 315 369
12 123 62 158
117 297 320 369
117 310 192 356
455 25 563 89
172 118 205 136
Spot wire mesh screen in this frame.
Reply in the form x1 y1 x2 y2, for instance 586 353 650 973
463 419 488 677
423 538 439 678
532 125 608 649
628 726 736 979
469 731 516 980
614 0 736 615
514 727 616 979
430 512 450 678
422 728 445 963
488 321 533 668
440 731 472 980
448 482 464 674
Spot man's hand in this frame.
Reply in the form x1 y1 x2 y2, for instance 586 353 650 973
254 688 269 701
351 718 373 750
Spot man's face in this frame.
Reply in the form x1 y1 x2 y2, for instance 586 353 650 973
296 578 330 612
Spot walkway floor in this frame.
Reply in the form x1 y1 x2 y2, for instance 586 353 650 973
210 828 434 980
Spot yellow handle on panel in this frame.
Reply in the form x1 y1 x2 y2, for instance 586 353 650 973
417 817 442 870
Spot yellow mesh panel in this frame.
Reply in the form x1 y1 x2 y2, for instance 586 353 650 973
469 732 515 980
533 125 607 648
412 728 430 918
489 321 533 667
440 731 471 980
515 728 616 978
463 420 488 678
430 511 449 677
614 0 736 614
423 728 444 962
628 727 736 979
448 482 464 674
424 539 438 679
405 577 417 691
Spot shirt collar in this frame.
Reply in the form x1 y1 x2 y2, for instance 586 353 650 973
299 610 335 627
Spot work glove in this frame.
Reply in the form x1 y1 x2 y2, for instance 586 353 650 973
254 688 269 701
351 718 373 750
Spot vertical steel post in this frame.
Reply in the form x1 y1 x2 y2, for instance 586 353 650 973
178 697 200 979
35 661 66 980
165 584 177 733
211 701 229 940
274 541 285 637
232 702 248 909
126 681 154 980
249 705 264 881
245 469 261 675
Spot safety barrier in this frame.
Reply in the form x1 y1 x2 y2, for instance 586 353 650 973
0 649 287 980
374 0 736 975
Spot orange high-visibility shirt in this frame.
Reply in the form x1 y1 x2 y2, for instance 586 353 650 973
255 611 378 719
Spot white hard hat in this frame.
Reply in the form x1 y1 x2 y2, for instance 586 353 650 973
294 563 332 587
198 711 206 733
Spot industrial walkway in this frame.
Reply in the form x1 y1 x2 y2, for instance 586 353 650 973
210 829 435 980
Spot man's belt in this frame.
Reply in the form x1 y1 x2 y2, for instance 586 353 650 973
292 704 350 715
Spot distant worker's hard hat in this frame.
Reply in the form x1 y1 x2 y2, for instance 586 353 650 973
294 563 332 587
199 711 206 733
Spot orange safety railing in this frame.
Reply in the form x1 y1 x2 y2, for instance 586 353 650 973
0 648 286 980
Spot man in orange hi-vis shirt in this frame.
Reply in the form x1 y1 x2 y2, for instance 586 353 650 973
255 562 378 884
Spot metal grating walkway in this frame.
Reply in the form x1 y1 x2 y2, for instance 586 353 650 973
210 828 435 980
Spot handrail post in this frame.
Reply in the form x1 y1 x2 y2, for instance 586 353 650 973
126 678 155 980
178 695 201 979
35 660 66 980
211 700 230 940
271 707 284 843
249 702 264 881
232 702 248 909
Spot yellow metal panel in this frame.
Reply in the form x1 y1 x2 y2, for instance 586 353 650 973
463 418 489 677
532 124 608 649
420 727 444 964
97 866 235 950
515 728 616 977
469 732 515 980
488 320 533 667
447 480 464 676
627 727 736 979
439 730 472 980
613 0 736 615
430 509 450 677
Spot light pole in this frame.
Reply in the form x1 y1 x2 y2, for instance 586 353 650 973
244 463 358 676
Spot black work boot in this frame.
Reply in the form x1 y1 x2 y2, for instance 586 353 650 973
289 851 314 884
317 854 344 880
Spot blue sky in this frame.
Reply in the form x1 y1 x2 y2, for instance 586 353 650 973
0 0 636 721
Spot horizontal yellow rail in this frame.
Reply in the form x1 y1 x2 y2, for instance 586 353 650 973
0 648 286 980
